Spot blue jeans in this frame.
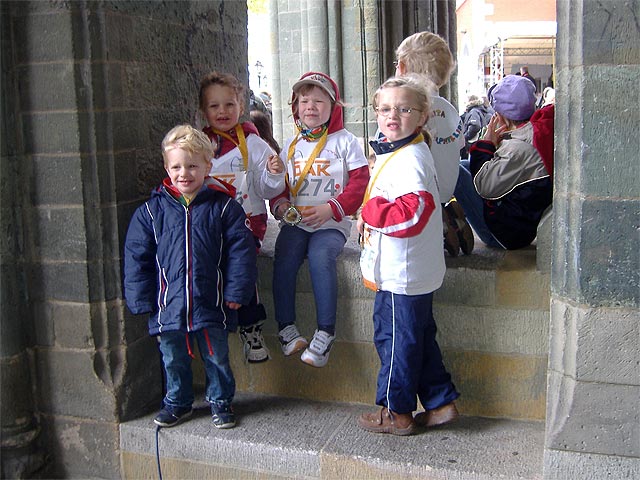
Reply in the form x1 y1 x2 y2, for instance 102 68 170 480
272 226 346 335
453 160 503 248
158 328 235 410
373 291 459 414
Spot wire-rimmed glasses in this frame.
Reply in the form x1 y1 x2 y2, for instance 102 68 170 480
374 106 422 117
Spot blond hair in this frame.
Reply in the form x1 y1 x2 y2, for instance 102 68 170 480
161 124 215 164
395 32 455 88
372 74 434 146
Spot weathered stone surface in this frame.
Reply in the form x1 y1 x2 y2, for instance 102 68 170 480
581 1 640 66
117 337 163 421
578 198 639 307
0 351 35 431
31 301 92 349
546 371 639 458
32 207 87 261
120 393 545 480
29 262 89 302
552 196 640 308
435 304 549 356
22 112 81 155
40 415 120 479
549 300 640 385
12 10 75 63
544 447 640 480
35 349 117 421
581 66 640 198
31 156 83 206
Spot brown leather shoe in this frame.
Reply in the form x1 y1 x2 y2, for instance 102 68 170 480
442 209 460 257
357 407 416 436
446 200 474 255
414 402 459 428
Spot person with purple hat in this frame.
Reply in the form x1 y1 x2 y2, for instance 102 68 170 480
452 74 554 250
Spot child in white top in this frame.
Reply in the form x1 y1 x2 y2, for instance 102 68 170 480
357 74 459 436
394 32 474 256
271 72 369 368
199 71 285 363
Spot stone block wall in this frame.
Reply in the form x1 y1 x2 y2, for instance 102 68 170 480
545 1 640 478
1 1 248 477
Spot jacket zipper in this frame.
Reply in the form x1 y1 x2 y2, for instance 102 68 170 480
185 205 194 332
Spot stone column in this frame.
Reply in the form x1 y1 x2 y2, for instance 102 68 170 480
2 1 249 477
270 0 456 149
545 1 640 478
0 3 46 477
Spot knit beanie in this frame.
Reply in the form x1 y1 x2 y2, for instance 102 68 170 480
489 75 536 121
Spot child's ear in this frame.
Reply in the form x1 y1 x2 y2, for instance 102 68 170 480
418 109 429 127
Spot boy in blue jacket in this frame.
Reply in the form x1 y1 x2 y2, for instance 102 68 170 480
124 124 257 429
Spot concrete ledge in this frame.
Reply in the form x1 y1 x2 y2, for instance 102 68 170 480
120 392 545 480
167 215 552 421
193 219 551 420
209 338 548 420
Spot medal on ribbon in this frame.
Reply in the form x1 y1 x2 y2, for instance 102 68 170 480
283 130 328 226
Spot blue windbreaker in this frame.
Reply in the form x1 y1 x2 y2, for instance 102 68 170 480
123 178 257 335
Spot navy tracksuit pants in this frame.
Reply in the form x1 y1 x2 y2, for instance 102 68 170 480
373 290 459 414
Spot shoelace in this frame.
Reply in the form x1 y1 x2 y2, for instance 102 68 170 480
249 330 263 348
280 325 300 343
310 332 333 353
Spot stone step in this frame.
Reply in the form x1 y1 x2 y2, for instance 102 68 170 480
192 221 550 421
120 393 545 480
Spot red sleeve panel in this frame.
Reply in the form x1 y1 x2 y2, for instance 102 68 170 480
361 191 436 238
330 165 370 221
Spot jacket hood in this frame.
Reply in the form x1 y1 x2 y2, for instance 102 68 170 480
160 176 236 200
291 71 344 134
530 104 555 177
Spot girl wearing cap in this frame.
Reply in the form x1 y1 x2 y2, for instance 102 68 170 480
453 74 554 250
271 71 369 368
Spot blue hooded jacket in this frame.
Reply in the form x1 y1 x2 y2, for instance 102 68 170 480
123 178 257 335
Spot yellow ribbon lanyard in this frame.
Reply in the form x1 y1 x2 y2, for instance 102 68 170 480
212 124 248 170
285 130 328 199
363 133 424 204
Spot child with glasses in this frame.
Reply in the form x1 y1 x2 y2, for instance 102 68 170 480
394 31 474 257
357 75 459 436
270 72 370 367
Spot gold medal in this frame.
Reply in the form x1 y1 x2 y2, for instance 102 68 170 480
283 205 302 226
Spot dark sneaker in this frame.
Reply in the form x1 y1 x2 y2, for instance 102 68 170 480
443 208 460 257
239 321 270 363
211 403 236 429
446 200 474 255
153 406 193 427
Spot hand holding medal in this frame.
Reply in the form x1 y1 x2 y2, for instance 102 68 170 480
276 202 302 226
283 205 303 226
